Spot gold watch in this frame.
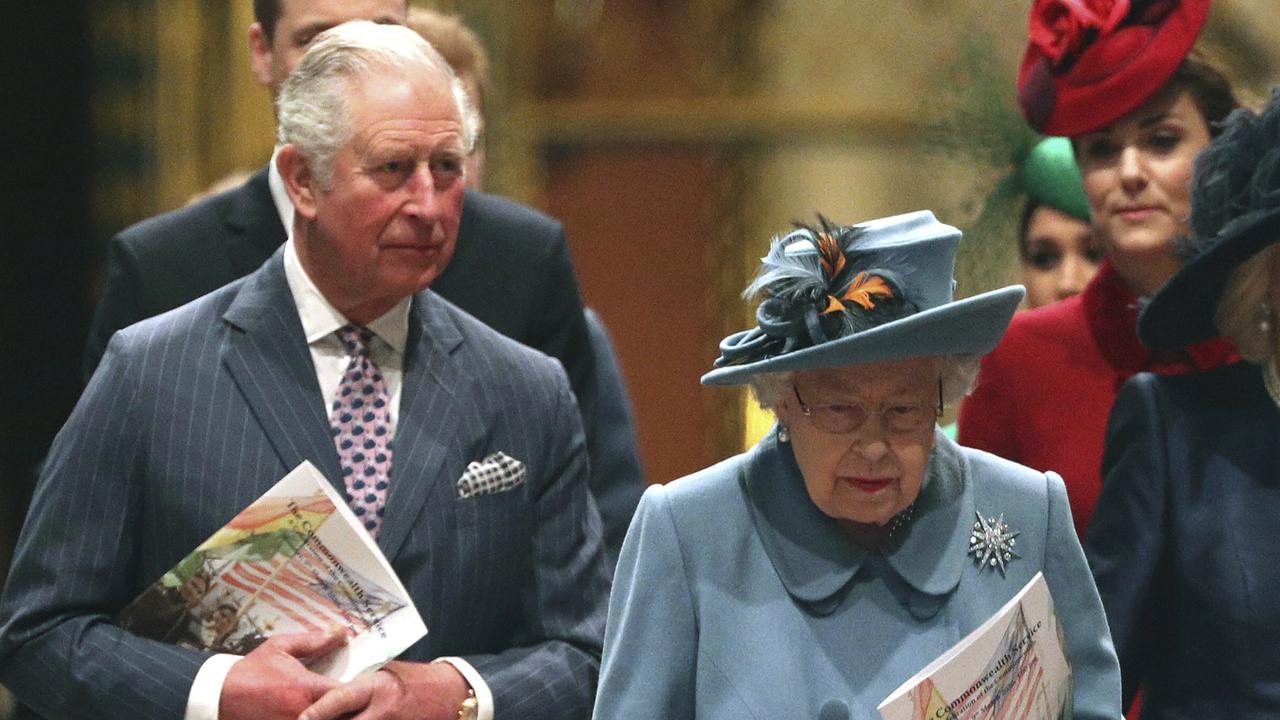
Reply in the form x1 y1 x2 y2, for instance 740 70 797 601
457 688 478 720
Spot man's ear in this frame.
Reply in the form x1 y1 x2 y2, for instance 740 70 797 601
276 144 319 220
248 23 274 89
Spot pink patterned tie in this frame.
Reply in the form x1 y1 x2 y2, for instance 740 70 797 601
329 325 393 539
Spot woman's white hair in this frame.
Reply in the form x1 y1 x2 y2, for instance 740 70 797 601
748 354 983 413
275 21 479 188
1215 245 1276 363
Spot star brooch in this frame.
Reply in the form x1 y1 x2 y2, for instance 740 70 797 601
969 510 1020 575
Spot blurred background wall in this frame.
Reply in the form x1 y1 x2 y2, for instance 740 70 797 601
4 0 1279 566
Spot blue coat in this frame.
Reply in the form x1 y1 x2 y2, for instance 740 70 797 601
1087 362 1280 718
595 429 1121 719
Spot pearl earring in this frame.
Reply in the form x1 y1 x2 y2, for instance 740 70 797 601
778 425 790 443
1260 301 1272 334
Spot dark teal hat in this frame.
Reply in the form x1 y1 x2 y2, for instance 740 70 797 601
1021 137 1090 221
702 211 1025 386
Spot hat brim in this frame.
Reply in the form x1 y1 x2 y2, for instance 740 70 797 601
701 285 1025 386
1139 207 1280 350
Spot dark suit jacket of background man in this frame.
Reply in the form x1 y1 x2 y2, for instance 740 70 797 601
0 250 610 719
82 168 644 561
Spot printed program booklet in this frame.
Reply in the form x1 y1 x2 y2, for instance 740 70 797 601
116 461 426 681
878 572 1071 720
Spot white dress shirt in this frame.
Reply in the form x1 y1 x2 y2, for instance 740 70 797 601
184 160 494 719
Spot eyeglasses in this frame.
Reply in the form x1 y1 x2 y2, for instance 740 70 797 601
792 382 943 435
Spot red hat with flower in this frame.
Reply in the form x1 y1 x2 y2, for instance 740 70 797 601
1017 0 1210 136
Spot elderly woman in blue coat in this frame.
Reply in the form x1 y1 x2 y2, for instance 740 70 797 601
594 211 1121 719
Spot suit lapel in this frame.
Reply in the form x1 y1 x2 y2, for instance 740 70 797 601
222 258 477 561
224 168 288 278
376 292 469 563
220 251 345 489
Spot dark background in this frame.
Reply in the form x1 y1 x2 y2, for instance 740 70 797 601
0 3 92 579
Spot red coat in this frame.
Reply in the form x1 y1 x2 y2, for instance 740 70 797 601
958 260 1237 538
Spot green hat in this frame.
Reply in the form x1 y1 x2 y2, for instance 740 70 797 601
1020 137 1090 221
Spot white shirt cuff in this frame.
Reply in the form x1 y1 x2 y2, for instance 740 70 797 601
436 657 494 720
184 653 243 720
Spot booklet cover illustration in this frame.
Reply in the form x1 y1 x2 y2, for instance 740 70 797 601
117 461 426 680
879 572 1071 720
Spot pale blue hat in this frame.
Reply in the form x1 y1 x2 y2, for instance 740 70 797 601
702 211 1024 386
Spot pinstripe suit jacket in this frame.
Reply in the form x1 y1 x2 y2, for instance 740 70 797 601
0 251 610 719
81 172 643 566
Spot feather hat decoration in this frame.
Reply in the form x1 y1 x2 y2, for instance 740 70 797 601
735 216 914 355
1142 86 1280 349
704 211 1025 386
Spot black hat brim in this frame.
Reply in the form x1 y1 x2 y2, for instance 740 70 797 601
1139 206 1280 350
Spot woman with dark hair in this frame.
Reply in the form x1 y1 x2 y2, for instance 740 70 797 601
1018 137 1104 308
1088 88 1280 717
959 0 1240 537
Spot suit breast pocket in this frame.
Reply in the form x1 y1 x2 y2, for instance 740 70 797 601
453 484 530 532
451 487 536 590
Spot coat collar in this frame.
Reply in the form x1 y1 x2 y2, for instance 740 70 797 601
742 427 974 614
373 290 465 561
221 249 345 486
1082 259 1238 380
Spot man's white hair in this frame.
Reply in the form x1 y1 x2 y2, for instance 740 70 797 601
276 20 479 188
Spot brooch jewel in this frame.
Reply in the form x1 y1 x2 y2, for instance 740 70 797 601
969 510 1020 575
885 503 916 540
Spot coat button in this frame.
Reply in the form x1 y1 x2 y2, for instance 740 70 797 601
818 698 849 720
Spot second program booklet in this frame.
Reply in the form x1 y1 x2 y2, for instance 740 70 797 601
878 572 1071 720
116 461 427 681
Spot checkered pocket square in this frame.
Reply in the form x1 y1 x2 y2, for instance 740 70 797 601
457 452 526 499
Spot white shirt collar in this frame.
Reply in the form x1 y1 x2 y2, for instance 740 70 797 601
282 239 410 354
267 146 296 239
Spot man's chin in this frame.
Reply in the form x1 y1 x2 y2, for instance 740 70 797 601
386 267 444 296
388 242 455 273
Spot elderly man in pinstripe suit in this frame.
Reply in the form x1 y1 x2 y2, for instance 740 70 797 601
0 22 608 720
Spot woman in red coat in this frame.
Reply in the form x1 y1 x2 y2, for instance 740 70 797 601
959 0 1239 538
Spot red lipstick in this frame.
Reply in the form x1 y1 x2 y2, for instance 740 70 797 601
842 477 892 493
